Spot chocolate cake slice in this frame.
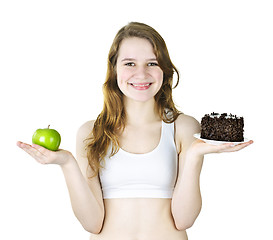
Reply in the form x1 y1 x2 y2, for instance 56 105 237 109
201 112 244 142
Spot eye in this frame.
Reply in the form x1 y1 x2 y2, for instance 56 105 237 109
148 62 159 66
125 62 135 67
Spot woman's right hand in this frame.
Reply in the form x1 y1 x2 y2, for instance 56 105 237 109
16 141 74 166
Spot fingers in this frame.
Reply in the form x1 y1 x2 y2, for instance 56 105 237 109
221 140 254 153
192 139 254 156
210 140 253 153
17 141 49 164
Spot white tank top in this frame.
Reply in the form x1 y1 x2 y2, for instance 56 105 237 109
99 121 178 199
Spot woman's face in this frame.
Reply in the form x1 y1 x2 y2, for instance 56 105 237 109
116 37 163 103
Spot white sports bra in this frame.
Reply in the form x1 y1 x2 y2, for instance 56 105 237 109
99 121 178 199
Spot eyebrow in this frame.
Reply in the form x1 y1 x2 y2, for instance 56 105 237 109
121 57 158 62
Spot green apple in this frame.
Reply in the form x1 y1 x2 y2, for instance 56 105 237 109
32 125 61 151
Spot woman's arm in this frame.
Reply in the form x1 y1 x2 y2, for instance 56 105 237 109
17 121 104 234
60 157 104 233
72 120 105 233
171 114 203 230
171 114 253 231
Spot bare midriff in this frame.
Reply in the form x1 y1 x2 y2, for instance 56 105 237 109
89 198 188 240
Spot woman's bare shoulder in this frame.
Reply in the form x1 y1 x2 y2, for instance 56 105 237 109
76 120 95 159
175 113 200 129
175 114 201 150
77 120 95 139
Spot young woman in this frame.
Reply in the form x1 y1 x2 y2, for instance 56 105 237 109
17 22 253 240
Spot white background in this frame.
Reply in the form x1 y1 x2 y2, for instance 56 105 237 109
1 0 272 239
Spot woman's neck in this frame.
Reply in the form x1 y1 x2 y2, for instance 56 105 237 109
124 98 160 126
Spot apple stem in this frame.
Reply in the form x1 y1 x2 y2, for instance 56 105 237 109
48 125 50 129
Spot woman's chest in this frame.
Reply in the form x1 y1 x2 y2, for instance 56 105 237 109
118 122 162 154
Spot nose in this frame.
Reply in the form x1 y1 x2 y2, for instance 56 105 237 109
134 65 148 79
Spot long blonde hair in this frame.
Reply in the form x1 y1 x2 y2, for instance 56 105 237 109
86 22 181 177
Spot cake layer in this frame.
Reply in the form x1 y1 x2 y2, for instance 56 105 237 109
200 112 244 142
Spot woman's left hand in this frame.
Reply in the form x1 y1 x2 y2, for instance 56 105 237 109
188 139 254 157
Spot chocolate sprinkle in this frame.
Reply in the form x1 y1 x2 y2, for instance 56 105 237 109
200 113 244 142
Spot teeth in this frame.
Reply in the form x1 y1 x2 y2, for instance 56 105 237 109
130 83 151 86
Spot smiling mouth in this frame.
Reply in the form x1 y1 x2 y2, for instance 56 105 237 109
128 82 152 90
130 83 152 87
